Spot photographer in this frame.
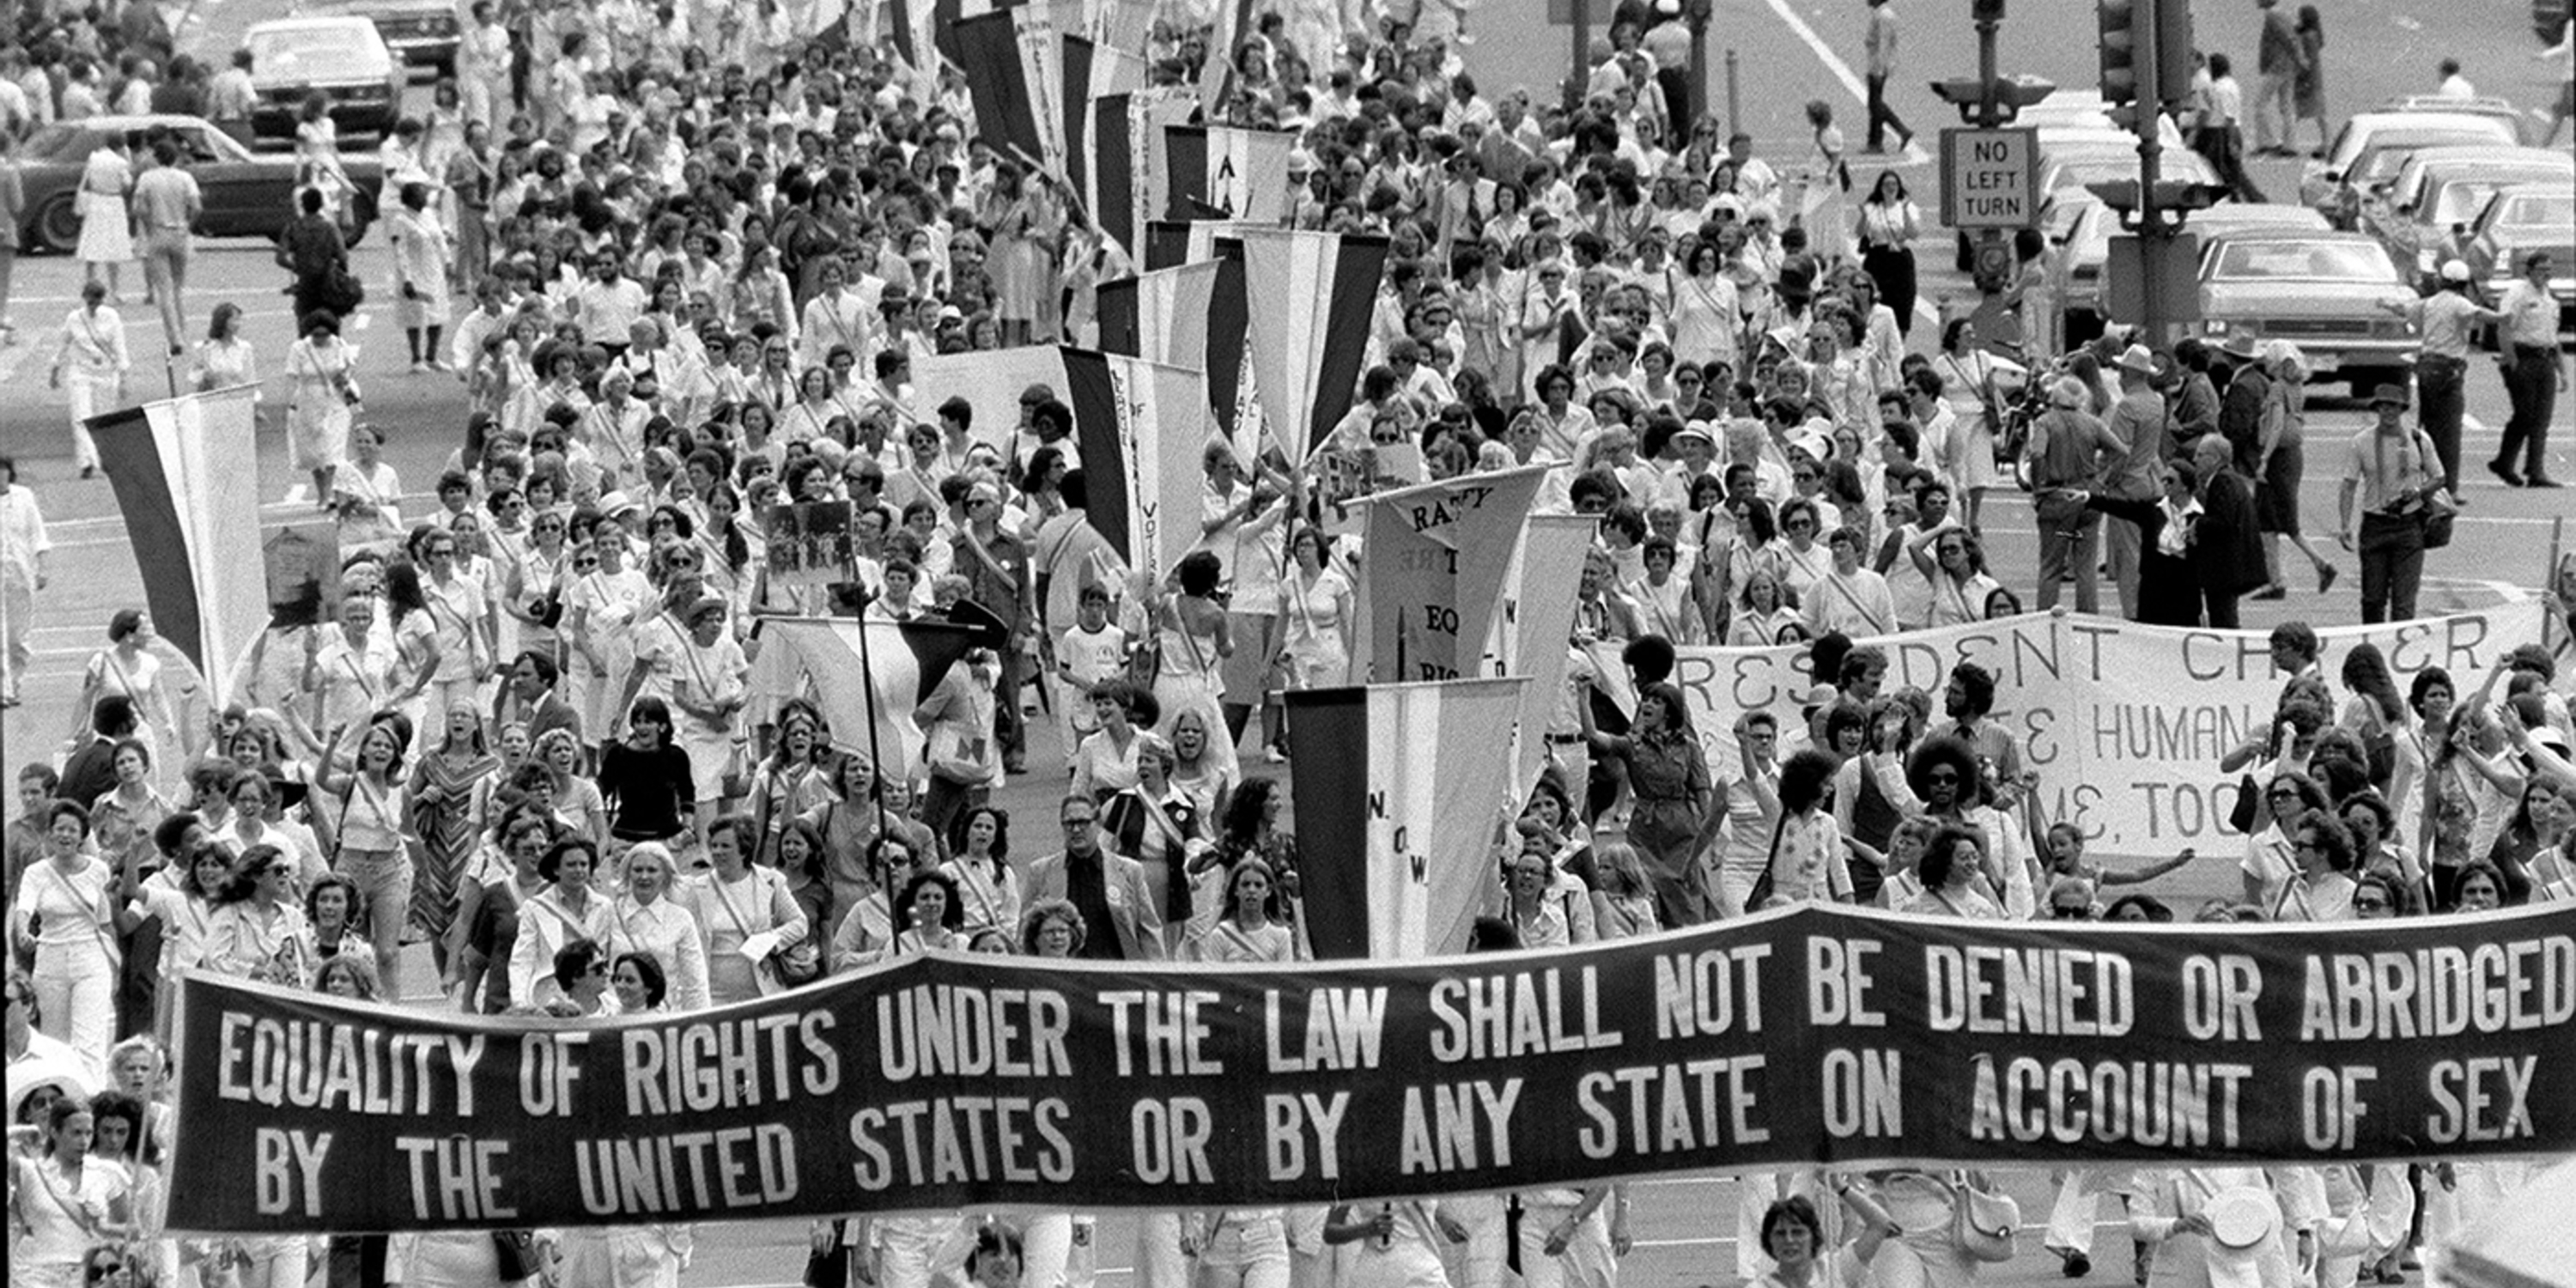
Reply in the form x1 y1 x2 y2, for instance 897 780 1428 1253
2334 384 2447 623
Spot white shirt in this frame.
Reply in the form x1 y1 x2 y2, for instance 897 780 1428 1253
0 483 47 580
610 893 712 1012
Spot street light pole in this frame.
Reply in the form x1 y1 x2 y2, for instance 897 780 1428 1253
1687 0 1712 122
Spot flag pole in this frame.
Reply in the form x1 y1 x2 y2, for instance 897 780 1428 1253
847 552 893 844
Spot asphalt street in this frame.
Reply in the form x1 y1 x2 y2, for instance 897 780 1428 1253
0 3 2567 1283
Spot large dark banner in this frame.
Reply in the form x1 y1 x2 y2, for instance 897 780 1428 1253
168 904 2576 1233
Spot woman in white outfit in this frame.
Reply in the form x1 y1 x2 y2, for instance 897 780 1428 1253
46 281 127 478
1928 317 2026 539
287 310 361 502
10 800 127 1071
68 609 182 795
75 136 133 298
606 841 710 1012
507 836 617 1008
1275 526 1353 690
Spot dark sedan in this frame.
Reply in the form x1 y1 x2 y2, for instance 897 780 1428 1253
246 16 405 142
17 114 383 253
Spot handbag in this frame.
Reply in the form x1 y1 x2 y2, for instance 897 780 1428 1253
490 1230 542 1282
1951 1175 2020 1263
708 867 789 994
2227 772 2262 835
2416 428 2458 549
1743 810 1788 913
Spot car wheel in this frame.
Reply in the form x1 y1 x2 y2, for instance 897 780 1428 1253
34 193 80 254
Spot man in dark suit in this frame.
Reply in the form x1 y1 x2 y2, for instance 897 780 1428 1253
498 650 583 751
2190 434 2267 629
58 695 137 809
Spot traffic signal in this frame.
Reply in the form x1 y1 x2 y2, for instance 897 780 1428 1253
2151 0 2194 105
2099 0 2196 106
2098 0 2142 106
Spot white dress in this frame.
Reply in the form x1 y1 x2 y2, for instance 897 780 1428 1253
287 337 358 472
76 147 132 263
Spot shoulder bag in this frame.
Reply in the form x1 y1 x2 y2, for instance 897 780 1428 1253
1950 1172 2020 1262
2412 428 2458 550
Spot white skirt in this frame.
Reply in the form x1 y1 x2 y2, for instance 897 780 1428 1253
76 192 133 263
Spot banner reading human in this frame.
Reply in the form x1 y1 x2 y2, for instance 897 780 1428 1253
1586 605 2548 861
168 904 2575 1234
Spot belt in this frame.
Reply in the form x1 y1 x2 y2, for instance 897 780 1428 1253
2420 353 2467 366
1547 733 1585 745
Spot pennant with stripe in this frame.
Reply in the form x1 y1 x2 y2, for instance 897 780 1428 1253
1060 33 1094 198
750 616 987 785
1161 125 1293 222
1094 259 1218 368
86 385 265 707
1207 238 1256 467
1060 347 1209 580
1237 228 1389 456
1284 677 1531 959
955 7 1063 168
1354 465 1550 684
1493 514 1603 803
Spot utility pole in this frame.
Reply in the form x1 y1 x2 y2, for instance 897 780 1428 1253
1687 0 1713 122
2095 0 2207 349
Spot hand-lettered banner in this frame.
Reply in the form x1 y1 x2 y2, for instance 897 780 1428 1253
168 903 2575 1234
1588 605 2549 861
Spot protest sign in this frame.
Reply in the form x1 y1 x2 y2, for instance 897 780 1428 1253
1355 465 1546 683
1587 605 2549 861
169 903 2575 1233
763 502 854 593
261 526 339 629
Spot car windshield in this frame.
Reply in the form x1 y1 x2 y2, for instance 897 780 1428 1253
2490 190 2576 230
2433 173 2562 227
2212 241 2398 283
2354 127 2516 181
249 27 389 77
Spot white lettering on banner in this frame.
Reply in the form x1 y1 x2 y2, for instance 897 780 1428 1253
2425 1058 2539 1144
215 1012 486 1115
1819 1048 1904 1139
1651 943 1774 1037
1262 1091 1352 1180
872 987 1068 1081
847 1098 1078 1190
253 1127 333 1217
1102 990 1226 1075
396 1136 519 1222
572 1125 799 1214
1571 1058 1769 1158
2296 936 2576 1040
1966 1057 2255 1148
1923 945 2137 1036
1606 607 2546 860
1426 968 1625 1060
1264 987 1390 1072
1398 1078 1523 1171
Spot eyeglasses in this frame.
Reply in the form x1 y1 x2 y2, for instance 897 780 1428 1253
2353 896 2392 911
2049 906 2089 918
1784 519 1815 531
574 556 600 570
1923 769 1959 784
2267 788 2302 801
1062 814 1097 828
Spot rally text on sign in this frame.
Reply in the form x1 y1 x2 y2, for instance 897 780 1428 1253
168 904 2576 1234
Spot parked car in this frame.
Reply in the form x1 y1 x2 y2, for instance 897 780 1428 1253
2358 146 2574 288
2299 111 2520 228
295 0 459 74
2466 184 2575 341
2035 141 2219 199
2062 203 2328 343
245 16 404 142
15 114 382 252
2196 232 2419 396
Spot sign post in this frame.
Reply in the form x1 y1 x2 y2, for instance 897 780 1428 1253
1939 127 2038 230
1929 2 2053 297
